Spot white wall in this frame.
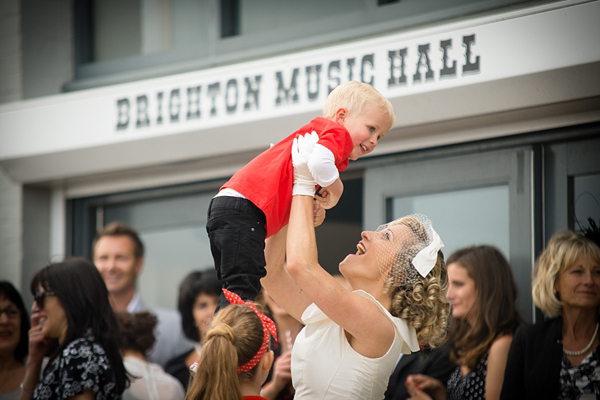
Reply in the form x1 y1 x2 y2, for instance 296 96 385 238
0 0 23 286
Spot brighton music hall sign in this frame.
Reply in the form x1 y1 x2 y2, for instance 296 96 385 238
114 33 480 132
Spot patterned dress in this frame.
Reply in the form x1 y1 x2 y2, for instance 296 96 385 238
32 329 119 400
447 351 488 400
558 346 600 399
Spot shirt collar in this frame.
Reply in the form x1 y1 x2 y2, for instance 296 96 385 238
127 292 141 313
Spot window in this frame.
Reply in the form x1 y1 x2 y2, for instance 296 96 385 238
364 146 537 321
69 175 364 309
71 0 528 88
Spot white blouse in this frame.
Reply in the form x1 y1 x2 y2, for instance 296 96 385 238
122 357 185 400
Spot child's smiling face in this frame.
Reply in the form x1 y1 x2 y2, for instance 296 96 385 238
336 106 391 160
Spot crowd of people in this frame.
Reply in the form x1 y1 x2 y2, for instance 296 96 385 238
5 222 599 400
2 81 599 399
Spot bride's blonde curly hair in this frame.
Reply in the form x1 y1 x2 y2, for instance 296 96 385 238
382 216 450 346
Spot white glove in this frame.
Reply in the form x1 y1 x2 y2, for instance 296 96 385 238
292 131 319 196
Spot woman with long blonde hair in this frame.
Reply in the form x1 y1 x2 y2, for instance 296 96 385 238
501 231 600 399
260 134 450 399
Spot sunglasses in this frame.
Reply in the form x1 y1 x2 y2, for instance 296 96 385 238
34 291 57 308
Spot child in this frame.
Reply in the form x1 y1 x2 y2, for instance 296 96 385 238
186 289 278 400
207 81 396 310
116 311 185 400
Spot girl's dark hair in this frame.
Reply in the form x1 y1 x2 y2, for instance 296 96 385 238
116 311 158 357
178 269 222 341
446 246 523 369
30 257 128 393
0 281 30 362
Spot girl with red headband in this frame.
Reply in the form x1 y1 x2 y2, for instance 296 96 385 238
186 289 278 400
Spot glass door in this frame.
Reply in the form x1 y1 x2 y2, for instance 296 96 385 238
364 146 538 321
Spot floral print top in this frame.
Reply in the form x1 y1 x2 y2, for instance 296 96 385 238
32 329 120 400
559 346 600 399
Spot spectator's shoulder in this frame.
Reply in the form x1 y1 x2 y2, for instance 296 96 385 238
515 317 561 344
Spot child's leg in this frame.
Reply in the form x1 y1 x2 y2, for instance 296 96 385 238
206 196 267 312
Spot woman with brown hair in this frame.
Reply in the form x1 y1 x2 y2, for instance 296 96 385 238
406 246 522 400
165 270 221 390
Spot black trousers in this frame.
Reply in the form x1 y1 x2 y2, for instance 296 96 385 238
206 196 267 311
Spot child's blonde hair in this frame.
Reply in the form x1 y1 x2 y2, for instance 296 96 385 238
186 304 267 400
323 81 395 127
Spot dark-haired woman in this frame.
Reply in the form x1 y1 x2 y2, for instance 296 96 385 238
19 258 128 400
0 281 30 400
406 246 522 400
165 270 221 390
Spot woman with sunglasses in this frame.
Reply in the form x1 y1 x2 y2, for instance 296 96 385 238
0 281 30 400
19 258 128 400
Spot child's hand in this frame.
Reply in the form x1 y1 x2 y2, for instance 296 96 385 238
315 188 339 210
292 131 318 196
314 178 343 210
313 203 326 227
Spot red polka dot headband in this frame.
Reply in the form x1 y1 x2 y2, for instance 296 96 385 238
222 288 279 374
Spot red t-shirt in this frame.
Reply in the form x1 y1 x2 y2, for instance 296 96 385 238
243 396 268 400
222 117 353 237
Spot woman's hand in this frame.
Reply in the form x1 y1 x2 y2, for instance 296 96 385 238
271 351 293 391
19 313 53 400
28 312 52 363
260 351 293 399
313 203 325 227
408 389 433 400
292 132 318 196
406 374 447 400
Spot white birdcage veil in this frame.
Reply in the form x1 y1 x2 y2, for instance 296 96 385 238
374 213 444 286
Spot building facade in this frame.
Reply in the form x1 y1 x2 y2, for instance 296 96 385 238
1 0 599 319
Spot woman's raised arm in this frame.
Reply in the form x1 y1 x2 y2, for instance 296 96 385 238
260 225 312 322
285 195 395 357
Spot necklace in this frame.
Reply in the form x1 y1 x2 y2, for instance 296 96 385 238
563 322 599 356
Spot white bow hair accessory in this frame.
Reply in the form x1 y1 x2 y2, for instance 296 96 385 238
412 227 444 277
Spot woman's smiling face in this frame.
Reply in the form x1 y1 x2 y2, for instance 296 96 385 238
32 288 68 343
0 295 21 356
555 254 600 311
340 224 414 285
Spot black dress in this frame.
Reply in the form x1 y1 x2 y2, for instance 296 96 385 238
164 348 194 390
